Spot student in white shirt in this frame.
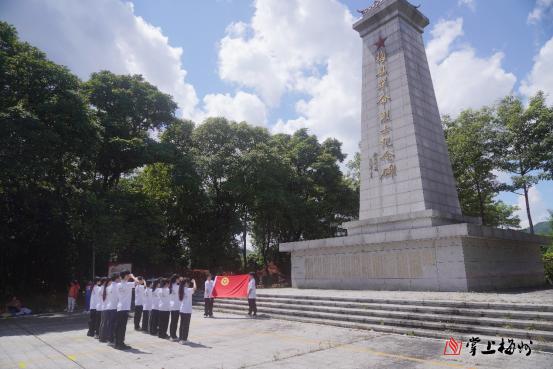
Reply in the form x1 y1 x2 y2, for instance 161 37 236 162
247 272 257 317
86 277 100 337
157 278 171 339
99 275 119 343
149 279 160 336
204 273 214 318
95 277 106 339
168 274 181 341
178 278 197 344
114 270 136 350
134 276 145 330
141 279 152 332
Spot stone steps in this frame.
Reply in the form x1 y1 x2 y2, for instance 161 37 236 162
193 293 553 352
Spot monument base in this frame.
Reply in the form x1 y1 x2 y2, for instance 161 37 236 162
280 223 547 292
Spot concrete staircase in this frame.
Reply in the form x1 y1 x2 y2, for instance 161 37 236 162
194 292 553 352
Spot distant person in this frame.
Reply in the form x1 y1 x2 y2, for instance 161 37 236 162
168 274 181 341
134 276 145 331
6 296 32 316
204 273 214 318
100 274 119 344
178 277 197 344
87 277 101 337
85 280 93 312
114 270 136 350
247 272 257 317
95 277 107 339
157 278 171 339
141 279 152 332
149 279 160 336
67 281 79 313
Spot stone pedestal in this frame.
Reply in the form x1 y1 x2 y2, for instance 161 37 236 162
279 0 548 291
281 223 547 291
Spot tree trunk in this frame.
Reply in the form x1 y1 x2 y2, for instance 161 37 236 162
242 213 247 272
523 184 534 234
476 183 485 224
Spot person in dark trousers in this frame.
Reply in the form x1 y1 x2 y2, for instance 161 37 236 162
86 277 101 337
141 279 152 332
168 274 180 341
204 273 214 318
178 278 196 344
94 277 107 339
157 278 170 339
149 279 160 335
100 275 119 343
114 270 135 350
247 272 257 317
134 276 145 330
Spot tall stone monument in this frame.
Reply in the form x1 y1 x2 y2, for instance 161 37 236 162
279 0 547 291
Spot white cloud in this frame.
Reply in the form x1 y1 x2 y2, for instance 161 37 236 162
458 0 476 11
528 0 553 24
218 0 361 156
427 18 517 116
515 187 550 229
0 0 199 118
520 37 553 104
199 91 268 126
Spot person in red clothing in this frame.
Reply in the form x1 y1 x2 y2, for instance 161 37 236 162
67 280 80 313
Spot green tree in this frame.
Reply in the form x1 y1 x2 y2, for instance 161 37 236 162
84 71 177 189
444 109 520 228
0 22 100 292
495 92 551 234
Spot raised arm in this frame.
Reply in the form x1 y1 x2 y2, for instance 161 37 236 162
191 279 197 292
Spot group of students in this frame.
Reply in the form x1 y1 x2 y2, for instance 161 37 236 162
86 270 198 349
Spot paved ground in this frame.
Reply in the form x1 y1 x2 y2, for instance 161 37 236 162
257 287 553 304
1 308 551 369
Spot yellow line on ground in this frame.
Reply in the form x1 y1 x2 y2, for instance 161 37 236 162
17 362 26 369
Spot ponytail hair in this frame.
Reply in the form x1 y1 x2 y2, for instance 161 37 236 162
169 274 178 294
102 278 109 301
152 279 159 292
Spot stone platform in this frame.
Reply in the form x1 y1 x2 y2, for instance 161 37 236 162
280 221 547 291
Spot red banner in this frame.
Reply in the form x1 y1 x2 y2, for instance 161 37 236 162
211 274 249 298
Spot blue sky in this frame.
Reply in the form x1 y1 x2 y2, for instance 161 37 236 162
1 0 552 228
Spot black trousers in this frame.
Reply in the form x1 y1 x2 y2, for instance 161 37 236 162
149 309 159 335
179 313 191 341
158 311 170 338
248 299 257 315
142 310 150 331
204 298 214 316
134 305 143 329
100 310 116 342
170 310 179 339
94 309 102 336
87 309 97 336
114 310 129 347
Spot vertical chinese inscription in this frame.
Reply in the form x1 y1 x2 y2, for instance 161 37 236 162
372 35 396 180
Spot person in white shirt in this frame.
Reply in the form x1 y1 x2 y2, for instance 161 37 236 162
178 278 197 344
157 278 171 339
149 279 160 336
86 277 101 337
247 272 257 317
168 274 181 341
95 277 106 339
99 274 119 343
204 273 214 318
134 276 145 330
114 270 136 350
141 279 152 332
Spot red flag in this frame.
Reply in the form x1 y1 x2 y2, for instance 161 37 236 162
211 274 249 298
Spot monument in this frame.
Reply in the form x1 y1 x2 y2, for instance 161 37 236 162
279 0 547 291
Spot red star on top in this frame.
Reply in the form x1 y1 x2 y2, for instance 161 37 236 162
374 35 387 49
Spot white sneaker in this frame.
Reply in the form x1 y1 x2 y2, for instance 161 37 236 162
178 340 186 345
